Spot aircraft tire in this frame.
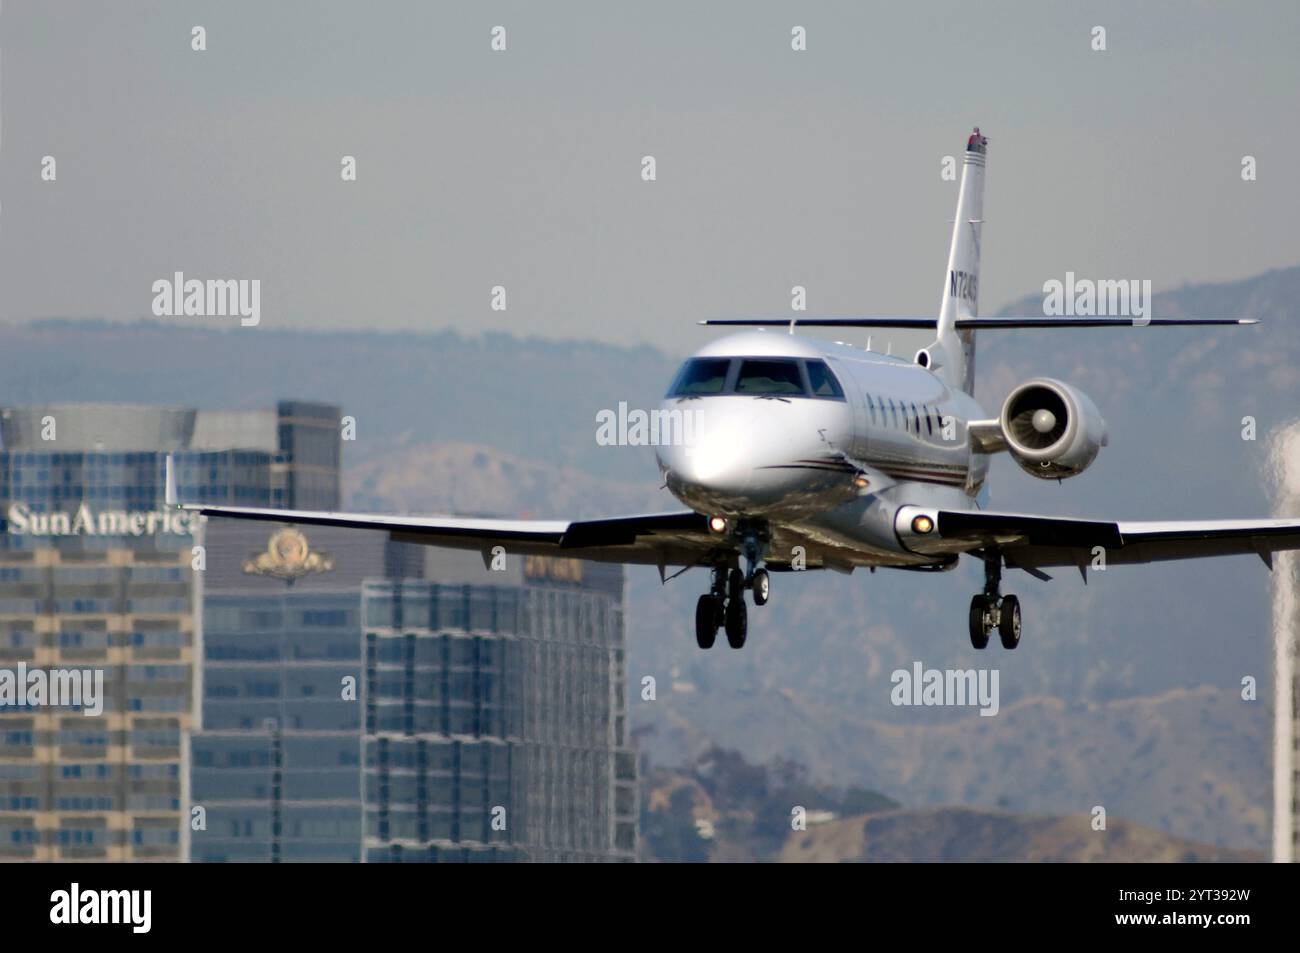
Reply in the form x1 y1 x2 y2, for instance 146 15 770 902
695 595 719 649
727 568 745 603
969 595 991 650
724 597 747 649
998 594 1021 650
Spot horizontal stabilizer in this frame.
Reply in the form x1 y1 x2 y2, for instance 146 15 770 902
700 317 1257 330
702 318 940 329
955 317 1256 329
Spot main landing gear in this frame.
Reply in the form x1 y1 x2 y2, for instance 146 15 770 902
696 567 758 650
696 524 770 650
968 555 1020 650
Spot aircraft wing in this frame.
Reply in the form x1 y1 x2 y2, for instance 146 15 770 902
166 462 872 573
173 499 720 568
925 508 1300 570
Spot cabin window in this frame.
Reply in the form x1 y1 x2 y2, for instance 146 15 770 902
735 359 806 396
667 358 731 396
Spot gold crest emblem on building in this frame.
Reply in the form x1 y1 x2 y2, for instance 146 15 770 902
243 527 334 581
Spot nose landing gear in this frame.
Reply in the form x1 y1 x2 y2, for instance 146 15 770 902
968 555 1021 650
724 571 748 649
694 593 720 650
695 523 772 650
695 566 727 649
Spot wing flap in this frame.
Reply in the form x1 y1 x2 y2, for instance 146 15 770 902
936 510 1123 549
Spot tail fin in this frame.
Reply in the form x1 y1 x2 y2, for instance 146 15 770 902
702 129 1255 346
932 128 987 394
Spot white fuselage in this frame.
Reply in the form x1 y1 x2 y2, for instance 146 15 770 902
655 330 988 568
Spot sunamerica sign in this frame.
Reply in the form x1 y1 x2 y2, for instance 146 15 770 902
5 502 199 537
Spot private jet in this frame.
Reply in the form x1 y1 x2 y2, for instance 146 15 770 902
168 127 1297 651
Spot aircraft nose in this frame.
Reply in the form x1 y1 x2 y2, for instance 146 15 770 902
656 396 856 517
657 423 749 491
656 401 756 506
659 442 749 496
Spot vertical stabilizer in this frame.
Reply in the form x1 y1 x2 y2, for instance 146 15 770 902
932 127 987 394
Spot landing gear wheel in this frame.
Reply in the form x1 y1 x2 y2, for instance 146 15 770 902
724 597 748 649
751 568 770 606
727 568 745 603
968 595 991 650
695 595 719 649
998 594 1021 650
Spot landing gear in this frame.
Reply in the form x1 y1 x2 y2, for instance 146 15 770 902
691 521 774 649
722 568 748 648
697 569 760 649
724 597 747 649
968 556 1020 650
998 594 1021 650
695 594 720 649
727 568 745 603
968 595 991 650
691 569 750 650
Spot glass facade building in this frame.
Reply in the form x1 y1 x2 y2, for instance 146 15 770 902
363 558 637 862
190 523 382 863
191 522 637 863
0 401 340 861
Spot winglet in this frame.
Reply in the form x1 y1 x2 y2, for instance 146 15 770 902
164 455 177 508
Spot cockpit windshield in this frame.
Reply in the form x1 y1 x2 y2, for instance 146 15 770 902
805 359 845 398
735 359 804 395
667 358 730 396
666 356 846 401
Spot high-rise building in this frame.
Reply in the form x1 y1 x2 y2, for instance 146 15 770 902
191 520 637 863
190 523 384 863
363 550 637 862
0 401 340 862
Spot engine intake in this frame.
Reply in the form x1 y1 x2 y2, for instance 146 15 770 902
999 378 1107 479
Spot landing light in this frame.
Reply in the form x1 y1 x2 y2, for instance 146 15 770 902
708 516 728 533
852 475 870 490
911 515 935 535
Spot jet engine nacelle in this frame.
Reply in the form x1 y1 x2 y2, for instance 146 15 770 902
999 378 1108 479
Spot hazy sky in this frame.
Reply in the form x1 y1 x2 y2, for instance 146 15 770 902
2 0 1297 353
